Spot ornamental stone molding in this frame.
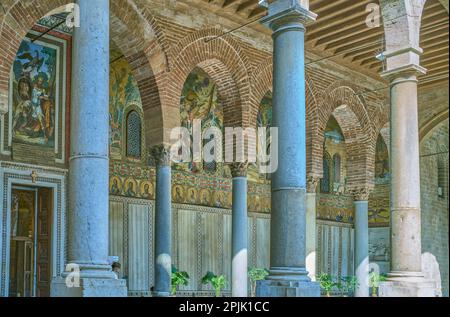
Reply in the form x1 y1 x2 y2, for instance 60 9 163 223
229 162 248 178
150 144 172 167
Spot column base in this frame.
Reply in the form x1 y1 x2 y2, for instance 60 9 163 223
51 277 128 297
256 267 320 297
379 273 438 297
256 280 320 297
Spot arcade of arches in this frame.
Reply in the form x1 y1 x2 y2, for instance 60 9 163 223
0 0 448 297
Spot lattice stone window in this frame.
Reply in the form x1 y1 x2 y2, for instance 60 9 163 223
126 111 142 159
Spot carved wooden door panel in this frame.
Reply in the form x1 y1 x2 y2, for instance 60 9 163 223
36 188 52 297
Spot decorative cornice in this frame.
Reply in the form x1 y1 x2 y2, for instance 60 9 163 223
306 175 320 193
149 144 171 167
229 162 248 178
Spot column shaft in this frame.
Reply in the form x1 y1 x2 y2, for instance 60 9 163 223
232 174 248 297
52 0 127 296
68 0 112 277
379 66 436 296
305 193 317 281
152 146 172 297
354 200 369 297
389 75 422 274
256 1 320 297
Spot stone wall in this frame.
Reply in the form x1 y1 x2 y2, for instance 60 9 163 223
420 119 449 297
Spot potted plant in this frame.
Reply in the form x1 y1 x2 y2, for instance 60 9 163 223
340 276 358 297
369 271 387 297
171 265 190 296
202 271 227 297
248 267 269 297
318 273 335 297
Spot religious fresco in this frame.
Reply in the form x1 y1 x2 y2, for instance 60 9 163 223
11 39 58 148
177 67 223 174
249 91 273 183
375 135 390 180
109 54 143 160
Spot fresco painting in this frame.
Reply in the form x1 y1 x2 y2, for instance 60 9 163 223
11 39 58 148
109 55 143 160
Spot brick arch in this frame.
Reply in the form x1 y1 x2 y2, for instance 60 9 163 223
166 28 251 132
248 58 319 177
315 84 375 188
0 0 168 147
420 108 449 143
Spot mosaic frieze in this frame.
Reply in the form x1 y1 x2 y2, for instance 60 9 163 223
109 162 271 213
317 193 354 223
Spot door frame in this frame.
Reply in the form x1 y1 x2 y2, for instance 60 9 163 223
0 162 67 297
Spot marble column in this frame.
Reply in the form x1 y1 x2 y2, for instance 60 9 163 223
231 163 248 297
256 0 320 297
306 176 319 281
151 145 172 297
352 189 371 297
379 62 436 297
51 0 127 297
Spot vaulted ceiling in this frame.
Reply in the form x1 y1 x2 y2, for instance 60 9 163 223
198 0 449 87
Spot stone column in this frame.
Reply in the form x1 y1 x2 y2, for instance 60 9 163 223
352 188 371 298
256 0 320 297
379 60 435 297
51 0 127 297
306 176 319 281
231 163 248 297
151 145 172 297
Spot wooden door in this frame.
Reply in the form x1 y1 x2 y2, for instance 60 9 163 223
36 188 52 297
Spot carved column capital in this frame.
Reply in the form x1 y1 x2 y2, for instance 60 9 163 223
348 186 373 202
150 144 171 167
229 162 248 178
307 175 320 193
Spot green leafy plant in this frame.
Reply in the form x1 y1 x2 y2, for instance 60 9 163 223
369 271 387 297
171 265 190 296
248 267 269 297
202 271 227 297
340 276 358 297
318 273 335 297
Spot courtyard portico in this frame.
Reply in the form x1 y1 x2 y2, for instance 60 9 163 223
0 0 447 297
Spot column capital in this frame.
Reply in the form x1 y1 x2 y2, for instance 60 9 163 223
348 187 373 202
150 144 171 167
306 175 320 194
260 0 317 33
229 162 248 178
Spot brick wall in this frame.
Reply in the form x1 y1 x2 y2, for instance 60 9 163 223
420 119 449 297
